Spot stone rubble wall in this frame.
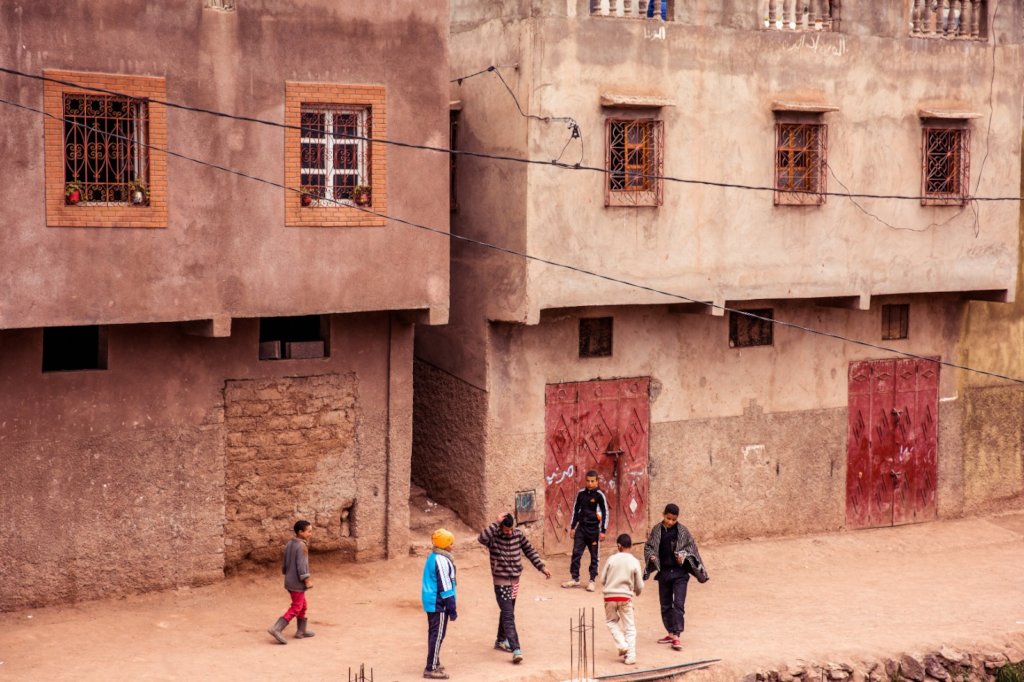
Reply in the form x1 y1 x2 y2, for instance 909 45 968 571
224 373 360 567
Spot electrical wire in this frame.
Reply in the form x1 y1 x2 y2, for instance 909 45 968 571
2 93 1023 386
1 64 1020 204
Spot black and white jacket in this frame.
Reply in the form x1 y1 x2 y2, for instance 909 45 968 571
570 488 609 533
642 522 709 583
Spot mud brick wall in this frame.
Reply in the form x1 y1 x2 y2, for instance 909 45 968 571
224 373 359 567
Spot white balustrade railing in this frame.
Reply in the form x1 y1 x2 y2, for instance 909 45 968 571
591 0 669 19
912 0 985 39
760 0 835 31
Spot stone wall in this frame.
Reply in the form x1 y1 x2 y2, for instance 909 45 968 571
412 359 489 528
224 373 360 567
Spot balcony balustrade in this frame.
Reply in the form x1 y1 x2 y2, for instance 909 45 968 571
912 0 985 40
761 0 836 31
590 0 673 20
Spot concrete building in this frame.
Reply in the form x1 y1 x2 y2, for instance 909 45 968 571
0 0 449 610
414 1 1024 553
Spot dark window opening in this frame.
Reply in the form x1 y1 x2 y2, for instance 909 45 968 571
579 317 613 358
42 326 108 372
729 309 774 348
450 110 460 213
881 304 909 340
259 315 330 360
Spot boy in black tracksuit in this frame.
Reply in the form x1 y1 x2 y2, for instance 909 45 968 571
561 470 609 591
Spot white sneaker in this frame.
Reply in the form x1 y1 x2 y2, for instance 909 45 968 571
561 579 581 588
586 581 596 592
624 655 636 665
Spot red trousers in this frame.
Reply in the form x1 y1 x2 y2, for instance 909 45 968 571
283 591 307 621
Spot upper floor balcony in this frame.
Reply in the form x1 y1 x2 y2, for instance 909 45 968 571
912 0 987 40
760 1 838 32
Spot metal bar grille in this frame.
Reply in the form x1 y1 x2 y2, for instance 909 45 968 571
774 122 826 205
922 127 970 206
606 119 663 207
729 309 774 348
300 104 371 206
63 93 148 204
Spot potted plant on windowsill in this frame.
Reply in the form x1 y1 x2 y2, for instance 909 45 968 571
128 177 150 206
300 187 315 207
65 182 83 205
350 184 371 206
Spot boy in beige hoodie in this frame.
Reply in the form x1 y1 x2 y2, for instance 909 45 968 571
599 533 644 665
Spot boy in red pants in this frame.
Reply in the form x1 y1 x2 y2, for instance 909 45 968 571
267 520 315 644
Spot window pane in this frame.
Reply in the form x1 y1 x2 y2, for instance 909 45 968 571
300 112 326 138
334 144 358 170
301 142 325 169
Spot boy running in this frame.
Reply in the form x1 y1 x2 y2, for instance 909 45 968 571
600 533 644 665
562 470 609 592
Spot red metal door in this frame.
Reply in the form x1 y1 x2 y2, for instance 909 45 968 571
846 358 939 529
544 383 580 554
545 378 650 552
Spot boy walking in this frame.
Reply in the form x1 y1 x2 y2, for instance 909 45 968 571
421 528 458 680
478 513 552 664
267 520 315 644
643 503 709 652
600 534 644 665
562 470 609 592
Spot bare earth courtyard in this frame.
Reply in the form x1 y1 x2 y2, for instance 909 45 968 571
2 512 1023 681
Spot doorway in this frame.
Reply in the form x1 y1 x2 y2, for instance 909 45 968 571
846 358 939 528
544 377 650 553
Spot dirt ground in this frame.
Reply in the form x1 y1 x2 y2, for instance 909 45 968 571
2 512 1024 682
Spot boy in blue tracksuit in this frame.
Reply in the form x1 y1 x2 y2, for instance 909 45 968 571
421 528 458 679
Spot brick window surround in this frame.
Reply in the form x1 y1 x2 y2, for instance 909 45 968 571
44 70 167 229
285 82 387 227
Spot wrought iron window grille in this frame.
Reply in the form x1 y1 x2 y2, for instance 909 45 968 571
922 126 970 206
729 309 774 348
579 317 614 358
300 104 371 207
63 93 149 206
606 119 664 207
774 121 827 206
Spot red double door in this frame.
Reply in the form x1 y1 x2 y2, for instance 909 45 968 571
544 378 650 554
846 358 939 529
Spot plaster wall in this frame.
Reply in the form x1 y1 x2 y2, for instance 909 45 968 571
0 0 449 329
0 313 409 610
478 298 967 542
450 3 1023 324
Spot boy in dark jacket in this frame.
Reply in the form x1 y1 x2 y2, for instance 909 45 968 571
478 513 551 664
562 470 609 592
643 503 708 652
267 519 315 644
421 528 458 680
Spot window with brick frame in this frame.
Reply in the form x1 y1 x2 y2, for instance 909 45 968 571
62 93 150 206
300 105 370 206
774 116 827 206
285 82 386 227
44 70 167 228
606 118 663 207
921 123 970 206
